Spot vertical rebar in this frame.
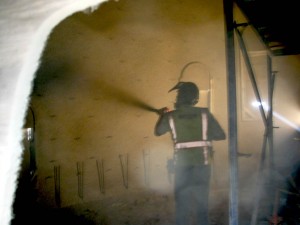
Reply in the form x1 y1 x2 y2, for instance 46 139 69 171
119 154 129 189
96 159 105 194
142 149 150 186
77 161 84 199
54 165 61 207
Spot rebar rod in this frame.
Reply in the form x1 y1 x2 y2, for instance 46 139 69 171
54 165 61 207
96 159 105 194
142 149 150 186
76 161 84 199
119 154 128 189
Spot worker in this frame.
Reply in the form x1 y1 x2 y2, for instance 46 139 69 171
154 82 226 225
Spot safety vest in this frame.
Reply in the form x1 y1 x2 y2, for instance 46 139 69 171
168 112 212 165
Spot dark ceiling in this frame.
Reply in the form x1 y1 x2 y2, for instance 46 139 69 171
235 0 300 56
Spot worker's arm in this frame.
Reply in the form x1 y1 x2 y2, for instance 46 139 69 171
154 108 170 136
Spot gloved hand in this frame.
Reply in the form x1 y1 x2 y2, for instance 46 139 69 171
156 107 169 115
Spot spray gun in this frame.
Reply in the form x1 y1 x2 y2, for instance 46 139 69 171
156 107 170 115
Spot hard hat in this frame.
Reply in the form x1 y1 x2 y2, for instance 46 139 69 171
169 82 199 107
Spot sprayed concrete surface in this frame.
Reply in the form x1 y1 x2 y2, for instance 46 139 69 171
0 1 107 224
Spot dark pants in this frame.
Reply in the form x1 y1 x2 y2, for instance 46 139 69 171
174 165 211 225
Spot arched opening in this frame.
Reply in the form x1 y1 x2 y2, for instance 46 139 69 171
12 1 229 224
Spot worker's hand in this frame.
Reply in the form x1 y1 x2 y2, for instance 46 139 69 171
157 107 169 115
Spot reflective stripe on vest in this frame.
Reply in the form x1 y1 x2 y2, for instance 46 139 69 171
201 112 209 165
175 141 212 149
168 115 177 143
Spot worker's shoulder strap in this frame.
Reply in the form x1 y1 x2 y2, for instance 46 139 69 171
168 113 177 142
201 110 208 141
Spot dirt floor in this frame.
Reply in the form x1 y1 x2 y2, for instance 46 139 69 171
14 163 299 225
10 168 231 225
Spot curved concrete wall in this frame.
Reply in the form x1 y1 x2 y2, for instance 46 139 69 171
0 1 104 224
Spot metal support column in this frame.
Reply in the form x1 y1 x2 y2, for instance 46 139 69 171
267 56 276 173
235 23 276 225
223 1 239 225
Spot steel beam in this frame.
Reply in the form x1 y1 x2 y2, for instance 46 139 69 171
223 1 239 225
